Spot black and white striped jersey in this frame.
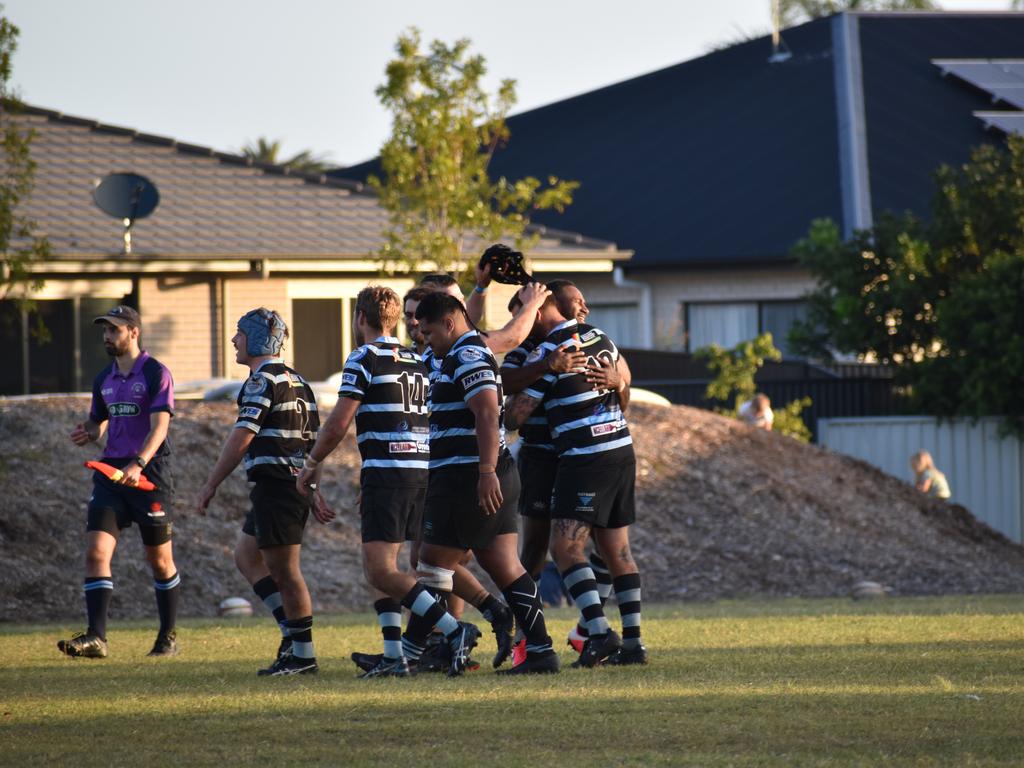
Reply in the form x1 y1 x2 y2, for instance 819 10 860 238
337 336 429 487
421 346 443 384
235 358 320 482
428 331 506 471
500 339 554 452
522 320 634 465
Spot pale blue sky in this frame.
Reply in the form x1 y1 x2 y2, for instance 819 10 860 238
5 0 1006 166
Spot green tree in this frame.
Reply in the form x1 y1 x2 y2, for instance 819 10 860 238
777 0 936 27
0 10 51 310
695 333 812 442
790 136 1024 435
370 28 578 275
242 137 332 173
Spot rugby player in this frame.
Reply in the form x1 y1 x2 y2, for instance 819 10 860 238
60 305 179 659
505 292 646 667
196 308 322 676
414 291 559 675
296 286 496 678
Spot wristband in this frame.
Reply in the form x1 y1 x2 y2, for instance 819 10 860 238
473 284 488 295
134 456 147 469
303 456 320 470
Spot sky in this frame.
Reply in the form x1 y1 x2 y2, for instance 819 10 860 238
4 0 1009 167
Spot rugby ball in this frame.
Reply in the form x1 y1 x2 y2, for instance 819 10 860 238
218 596 254 617
850 581 887 600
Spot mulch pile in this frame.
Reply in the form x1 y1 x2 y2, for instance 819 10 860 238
2 398 1022 622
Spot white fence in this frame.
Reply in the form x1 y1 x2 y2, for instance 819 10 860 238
818 416 1024 543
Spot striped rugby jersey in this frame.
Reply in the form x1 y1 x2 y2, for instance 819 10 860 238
428 330 506 471
421 346 444 384
522 320 634 464
500 339 554 452
338 336 430 487
235 358 320 481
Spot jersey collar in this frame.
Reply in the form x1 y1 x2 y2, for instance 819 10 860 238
375 335 400 344
254 357 284 373
451 329 477 350
549 318 578 337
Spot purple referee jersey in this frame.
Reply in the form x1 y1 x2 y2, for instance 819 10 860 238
89 351 174 460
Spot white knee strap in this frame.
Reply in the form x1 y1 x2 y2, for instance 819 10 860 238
417 562 455 592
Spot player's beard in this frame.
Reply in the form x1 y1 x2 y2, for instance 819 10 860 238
104 337 130 357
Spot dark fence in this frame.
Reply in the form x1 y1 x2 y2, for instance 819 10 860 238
620 347 843 383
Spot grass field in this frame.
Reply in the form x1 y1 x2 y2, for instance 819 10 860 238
2 595 1023 767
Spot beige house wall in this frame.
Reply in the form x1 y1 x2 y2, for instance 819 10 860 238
138 277 220 383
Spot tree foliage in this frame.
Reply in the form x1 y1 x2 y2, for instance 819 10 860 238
696 333 813 442
0 10 50 309
370 28 578 275
241 137 332 173
790 136 1024 435
778 0 936 27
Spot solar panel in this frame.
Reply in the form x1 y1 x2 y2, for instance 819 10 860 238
934 59 1024 110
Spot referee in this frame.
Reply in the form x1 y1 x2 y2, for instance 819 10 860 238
60 305 179 659
197 308 322 676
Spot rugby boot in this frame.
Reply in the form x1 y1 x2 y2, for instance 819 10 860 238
511 637 527 667
566 625 587 655
484 601 515 668
351 651 383 673
415 642 447 673
605 644 648 666
442 621 481 677
258 653 318 676
147 630 179 657
497 649 561 676
359 656 413 679
57 631 108 659
572 629 622 669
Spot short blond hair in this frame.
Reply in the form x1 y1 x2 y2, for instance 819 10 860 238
356 285 401 334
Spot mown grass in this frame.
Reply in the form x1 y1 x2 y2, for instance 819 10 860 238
2 595 1023 767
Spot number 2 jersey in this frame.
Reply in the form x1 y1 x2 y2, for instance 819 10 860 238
235 358 320 482
522 319 634 466
338 336 430 487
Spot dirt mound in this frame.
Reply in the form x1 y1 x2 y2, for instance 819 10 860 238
1 399 1022 622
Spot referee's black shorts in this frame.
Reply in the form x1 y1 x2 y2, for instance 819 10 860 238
423 451 520 551
86 458 175 546
360 485 425 543
551 457 636 529
517 446 558 518
242 478 311 549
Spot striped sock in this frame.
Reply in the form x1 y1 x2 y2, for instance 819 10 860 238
401 583 459 638
285 616 315 659
613 573 642 650
84 576 113 640
561 563 610 636
502 573 552 654
153 572 180 636
374 598 404 660
590 553 613 605
252 576 289 637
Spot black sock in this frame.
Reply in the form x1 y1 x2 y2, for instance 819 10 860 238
252 575 288 636
401 583 458 644
478 593 502 620
613 573 642 650
285 616 315 659
562 562 610 636
153 572 180 636
590 552 613 606
84 576 113 640
502 573 552 654
374 598 404 659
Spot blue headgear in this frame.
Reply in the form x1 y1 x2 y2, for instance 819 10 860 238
238 308 287 357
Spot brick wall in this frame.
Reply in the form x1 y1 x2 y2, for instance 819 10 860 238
224 277 290 374
138 277 219 383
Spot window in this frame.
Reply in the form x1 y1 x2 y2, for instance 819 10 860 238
684 300 808 357
588 304 640 347
760 301 808 358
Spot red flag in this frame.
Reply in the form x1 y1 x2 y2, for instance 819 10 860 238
85 461 157 491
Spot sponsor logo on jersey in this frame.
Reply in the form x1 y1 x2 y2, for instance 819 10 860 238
591 420 625 437
462 369 496 388
389 441 419 453
239 406 262 419
341 372 358 385
132 381 146 395
457 346 484 364
580 330 599 343
102 388 114 396
108 402 141 417
525 348 545 364
244 376 267 395
397 420 409 431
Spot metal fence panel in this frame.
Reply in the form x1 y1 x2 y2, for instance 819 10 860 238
818 416 1024 542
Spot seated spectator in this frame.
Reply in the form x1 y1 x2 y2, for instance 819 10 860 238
911 450 952 499
738 393 773 430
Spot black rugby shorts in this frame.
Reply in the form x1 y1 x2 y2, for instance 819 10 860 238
551 458 636 529
517 446 558 519
243 479 311 549
86 458 175 546
360 485 425 543
423 452 520 550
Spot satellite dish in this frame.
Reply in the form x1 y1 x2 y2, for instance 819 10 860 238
93 172 160 254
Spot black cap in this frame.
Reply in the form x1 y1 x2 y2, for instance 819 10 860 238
93 305 141 328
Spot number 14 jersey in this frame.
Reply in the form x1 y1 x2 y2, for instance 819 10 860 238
338 335 429 487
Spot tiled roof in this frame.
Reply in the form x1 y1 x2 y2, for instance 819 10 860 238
15 106 624 261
